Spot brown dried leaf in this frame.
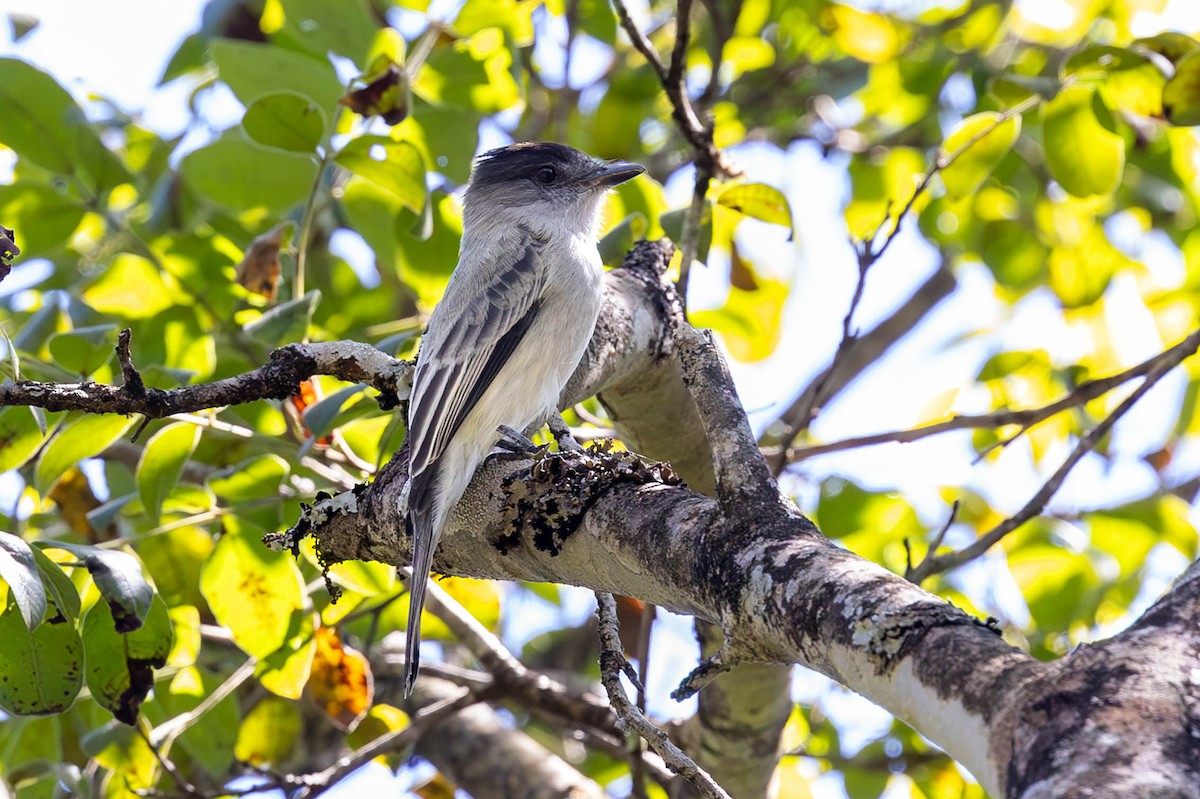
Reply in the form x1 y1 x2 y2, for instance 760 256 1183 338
339 64 410 125
234 223 290 301
308 626 373 731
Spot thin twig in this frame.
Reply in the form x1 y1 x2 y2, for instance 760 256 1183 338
137 724 201 798
788 327 1200 462
906 500 959 581
799 93 1042 430
293 688 479 799
151 659 257 746
610 0 734 305
908 327 1200 583
595 592 732 799
294 151 329 304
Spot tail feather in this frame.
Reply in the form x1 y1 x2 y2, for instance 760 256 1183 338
404 468 439 697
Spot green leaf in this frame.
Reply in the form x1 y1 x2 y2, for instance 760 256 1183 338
151 665 239 775
1008 544 1098 634
275 0 378 65
1132 32 1200 66
179 131 319 213
137 423 202 521
255 611 316 698
210 40 344 113
35 414 135 494
81 594 173 725
135 526 213 610
413 28 519 113
242 290 321 347
660 206 713 264
242 91 327 153
47 324 118 377
234 696 302 767
208 455 290 505
1163 49 1200 126
302 385 367 439
0 183 84 259
598 212 648 267
939 112 1021 199
715 183 793 228
334 136 426 214
0 58 129 191
40 542 154 633
0 407 46 473
690 264 789 361
200 518 305 658
29 546 81 621
1064 45 1152 79
84 254 175 320
0 532 47 630
1042 84 1125 197
1064 45 1166 118
0 594 83 716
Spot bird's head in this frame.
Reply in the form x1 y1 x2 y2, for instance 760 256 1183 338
462 142 644 240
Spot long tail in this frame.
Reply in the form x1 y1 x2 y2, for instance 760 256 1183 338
404 467 439 697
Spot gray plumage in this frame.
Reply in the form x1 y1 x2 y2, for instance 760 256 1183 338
404 142 645 695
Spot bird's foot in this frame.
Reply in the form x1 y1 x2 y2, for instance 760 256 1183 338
496 425 538 453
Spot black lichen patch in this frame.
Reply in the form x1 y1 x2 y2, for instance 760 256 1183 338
496 439 684 556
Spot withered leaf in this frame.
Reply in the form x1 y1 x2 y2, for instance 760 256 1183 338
339 64 410 126
235 222 290 301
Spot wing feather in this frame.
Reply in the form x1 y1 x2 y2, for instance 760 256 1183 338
407 238 544 480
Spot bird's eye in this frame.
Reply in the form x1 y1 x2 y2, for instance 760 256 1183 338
535 166 557 184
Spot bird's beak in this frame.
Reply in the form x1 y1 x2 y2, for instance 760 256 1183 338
584 160 646 187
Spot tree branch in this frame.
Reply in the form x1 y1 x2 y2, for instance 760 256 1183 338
0 339 411 416
788 324 1200 463
596 592 732 799
907 326 1200 582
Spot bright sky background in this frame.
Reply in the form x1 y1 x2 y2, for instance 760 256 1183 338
2 1 1200 797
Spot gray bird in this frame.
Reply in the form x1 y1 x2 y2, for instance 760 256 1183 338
404 142 645 695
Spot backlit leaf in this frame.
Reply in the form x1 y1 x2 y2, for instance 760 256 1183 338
940 112 1021 199
36 414 135 494
242 91 326 153
0 406 45 473
309 627 373 730
715 183 793 228
234 696 301 767
1043 85 1125 197
137 422 201 521
334 136 426 214
200 518 305 658
1163 49 1200 126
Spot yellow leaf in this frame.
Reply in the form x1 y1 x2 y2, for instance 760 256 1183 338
825 4 899 64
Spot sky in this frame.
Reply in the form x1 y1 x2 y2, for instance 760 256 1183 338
2 1 1200 797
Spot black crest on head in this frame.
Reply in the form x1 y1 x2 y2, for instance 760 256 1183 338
469 142 597 188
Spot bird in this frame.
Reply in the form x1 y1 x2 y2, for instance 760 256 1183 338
403 142 645 695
